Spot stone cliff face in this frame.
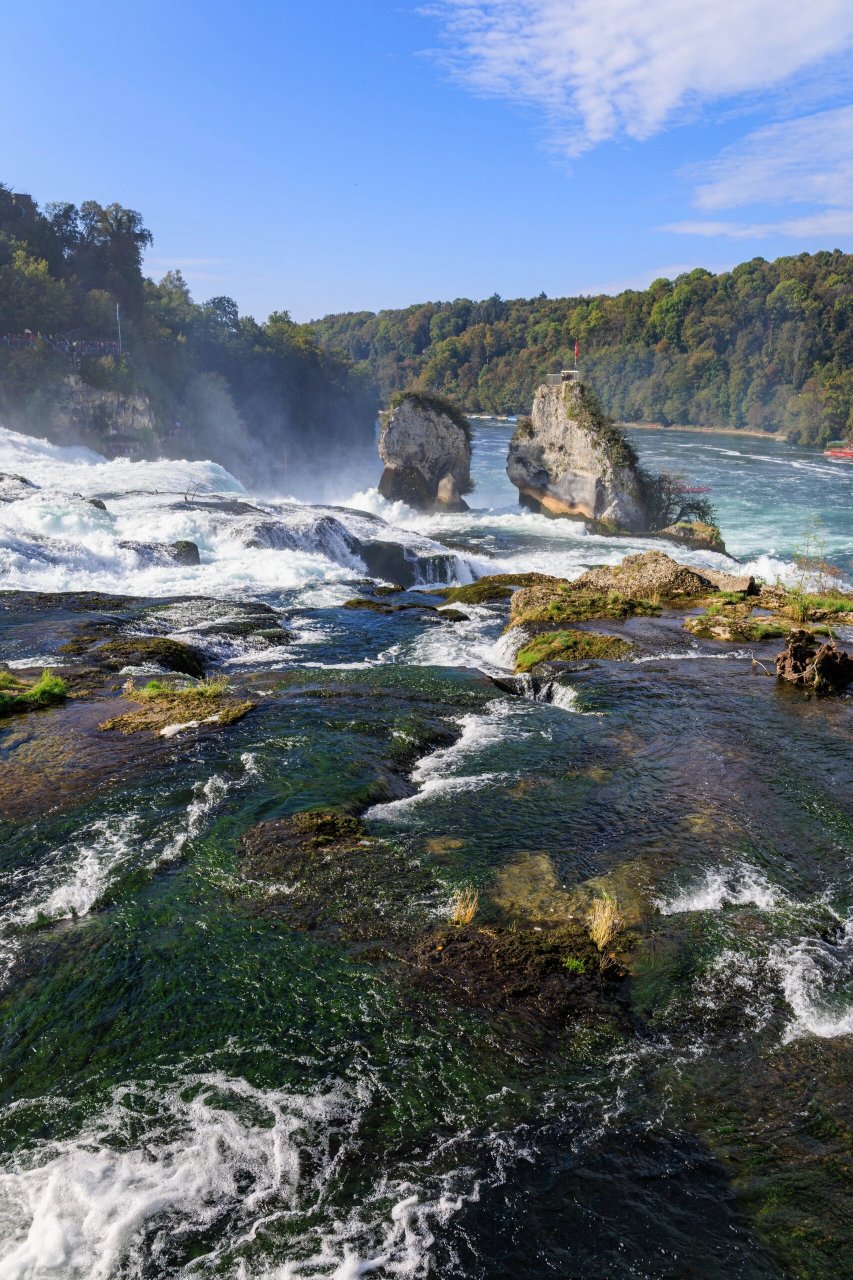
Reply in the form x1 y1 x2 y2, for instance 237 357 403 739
507 383 647 532
378 394 471 513
49 376 157 449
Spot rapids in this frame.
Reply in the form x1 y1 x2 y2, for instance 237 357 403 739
0 421 851 1278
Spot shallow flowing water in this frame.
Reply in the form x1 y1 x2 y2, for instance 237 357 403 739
0 422 851 1278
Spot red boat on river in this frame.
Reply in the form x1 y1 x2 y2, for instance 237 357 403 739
824 446 853 460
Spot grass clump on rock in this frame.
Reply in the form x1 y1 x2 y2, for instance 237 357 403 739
0 669 68 717
99 675 254 736
783 587 853 624
449 884 479 926
587 894 623 953
514 629 635 673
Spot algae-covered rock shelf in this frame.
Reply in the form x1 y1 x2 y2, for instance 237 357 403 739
0 419 851 1280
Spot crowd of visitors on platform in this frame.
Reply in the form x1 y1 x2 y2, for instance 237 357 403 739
1 331 120 356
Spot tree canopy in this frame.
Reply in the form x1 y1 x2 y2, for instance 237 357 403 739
0 184 378 485
309 255 853 447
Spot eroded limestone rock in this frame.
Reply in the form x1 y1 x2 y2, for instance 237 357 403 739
506 383 646 530
378 392 471 513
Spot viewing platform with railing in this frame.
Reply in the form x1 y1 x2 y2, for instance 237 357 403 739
545 369 580 386
1 333 120 357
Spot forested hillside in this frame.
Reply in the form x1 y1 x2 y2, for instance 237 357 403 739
0 184 377 486
309 254 853 447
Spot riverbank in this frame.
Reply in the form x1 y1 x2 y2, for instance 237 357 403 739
623 420 782 439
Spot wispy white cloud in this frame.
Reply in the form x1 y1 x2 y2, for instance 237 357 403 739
666 106 853 239
666 212 853 240
425 0 853 154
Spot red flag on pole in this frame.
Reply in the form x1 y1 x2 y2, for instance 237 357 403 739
574 338 579 363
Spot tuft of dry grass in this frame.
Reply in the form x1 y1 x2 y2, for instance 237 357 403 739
449 884 479 926
587 893 622 952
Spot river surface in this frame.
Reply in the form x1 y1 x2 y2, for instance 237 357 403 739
0 422 851 1279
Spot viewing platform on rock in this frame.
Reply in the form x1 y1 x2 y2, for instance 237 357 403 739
545 369 580 386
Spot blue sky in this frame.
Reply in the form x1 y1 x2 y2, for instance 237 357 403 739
1 0 851 321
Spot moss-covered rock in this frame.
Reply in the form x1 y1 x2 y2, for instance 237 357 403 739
515 629 635 672
684 611 790 642
657 520 727 554
510 584 660 630
88 636 206 677
436 572 564 605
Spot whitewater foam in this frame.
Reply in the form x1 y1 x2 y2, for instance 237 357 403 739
657 865 785 915
365 699 534 822
775 914 853 1041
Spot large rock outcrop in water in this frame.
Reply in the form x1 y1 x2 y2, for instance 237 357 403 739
378 392 472 513
507 382 647 531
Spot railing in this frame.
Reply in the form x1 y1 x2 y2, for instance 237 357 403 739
1 334 120 357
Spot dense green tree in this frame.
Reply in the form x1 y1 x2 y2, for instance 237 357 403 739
0 182 378 485
309 252 852 447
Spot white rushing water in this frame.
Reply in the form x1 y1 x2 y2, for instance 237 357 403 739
658 864 853 1041
4 423 833 609
0 1065 489 1280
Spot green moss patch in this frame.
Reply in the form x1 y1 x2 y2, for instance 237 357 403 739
0 669 68 718
510 585 660 629
515 629 635 672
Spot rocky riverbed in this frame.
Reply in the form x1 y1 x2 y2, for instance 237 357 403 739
0 421 851 1279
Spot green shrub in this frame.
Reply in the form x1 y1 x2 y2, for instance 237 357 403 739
0 669 68 717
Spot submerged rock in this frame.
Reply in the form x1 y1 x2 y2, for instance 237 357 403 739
378 392 472 513
507 382 647 530
0 472 39 502
407 923 628 1028
238 809 435 942
775 630 853 693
